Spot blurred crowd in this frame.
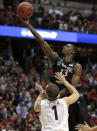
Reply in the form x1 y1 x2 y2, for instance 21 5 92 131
0 0 97 33
0 56 42 130
0 43 96 130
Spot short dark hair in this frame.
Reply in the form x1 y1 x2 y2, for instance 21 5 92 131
46 83 59 100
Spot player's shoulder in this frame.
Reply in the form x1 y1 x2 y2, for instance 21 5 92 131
75 62 82 66
74 63 82 70
61 98 69 108
57 56 65 62
74 63 82 74
54 56 63 64
59 98 67 104
57 56 63 60
41 99 48 105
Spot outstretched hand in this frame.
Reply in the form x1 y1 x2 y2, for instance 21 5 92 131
35 83 44 93
75 122 91 131
55 72 66 85
17 15 30 27
35 83 47 99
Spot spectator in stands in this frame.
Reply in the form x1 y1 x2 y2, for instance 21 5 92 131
92 62 97 71
88 88 97 101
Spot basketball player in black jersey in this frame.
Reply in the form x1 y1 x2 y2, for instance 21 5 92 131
18 16 90 131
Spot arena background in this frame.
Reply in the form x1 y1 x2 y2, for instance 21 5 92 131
0 0 97 130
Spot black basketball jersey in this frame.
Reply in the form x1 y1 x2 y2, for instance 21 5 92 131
50 57 76 90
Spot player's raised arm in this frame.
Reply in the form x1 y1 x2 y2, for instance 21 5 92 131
55 72 80 107
17 16 58 62
34 93 42 113
34 83 46 112
35 83 44 93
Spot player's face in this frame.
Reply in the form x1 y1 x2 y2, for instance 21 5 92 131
62 44 74 55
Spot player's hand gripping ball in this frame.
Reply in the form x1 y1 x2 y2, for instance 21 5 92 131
17 2 34 19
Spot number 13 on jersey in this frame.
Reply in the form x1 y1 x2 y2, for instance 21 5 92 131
61 69 68 77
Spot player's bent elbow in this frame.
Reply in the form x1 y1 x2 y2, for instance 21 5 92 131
34 104 38 112
34 104 40 113
76 92 80 101
77 93 80 99
73 91 80 103
34 105 36 111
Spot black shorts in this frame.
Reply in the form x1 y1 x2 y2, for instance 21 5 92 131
68 95 90 131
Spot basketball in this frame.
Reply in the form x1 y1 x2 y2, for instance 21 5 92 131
17 2 34 19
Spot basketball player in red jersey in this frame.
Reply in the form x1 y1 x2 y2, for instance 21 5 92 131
17 16 90 131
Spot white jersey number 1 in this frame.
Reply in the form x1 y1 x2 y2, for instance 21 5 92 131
52 106 58 120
